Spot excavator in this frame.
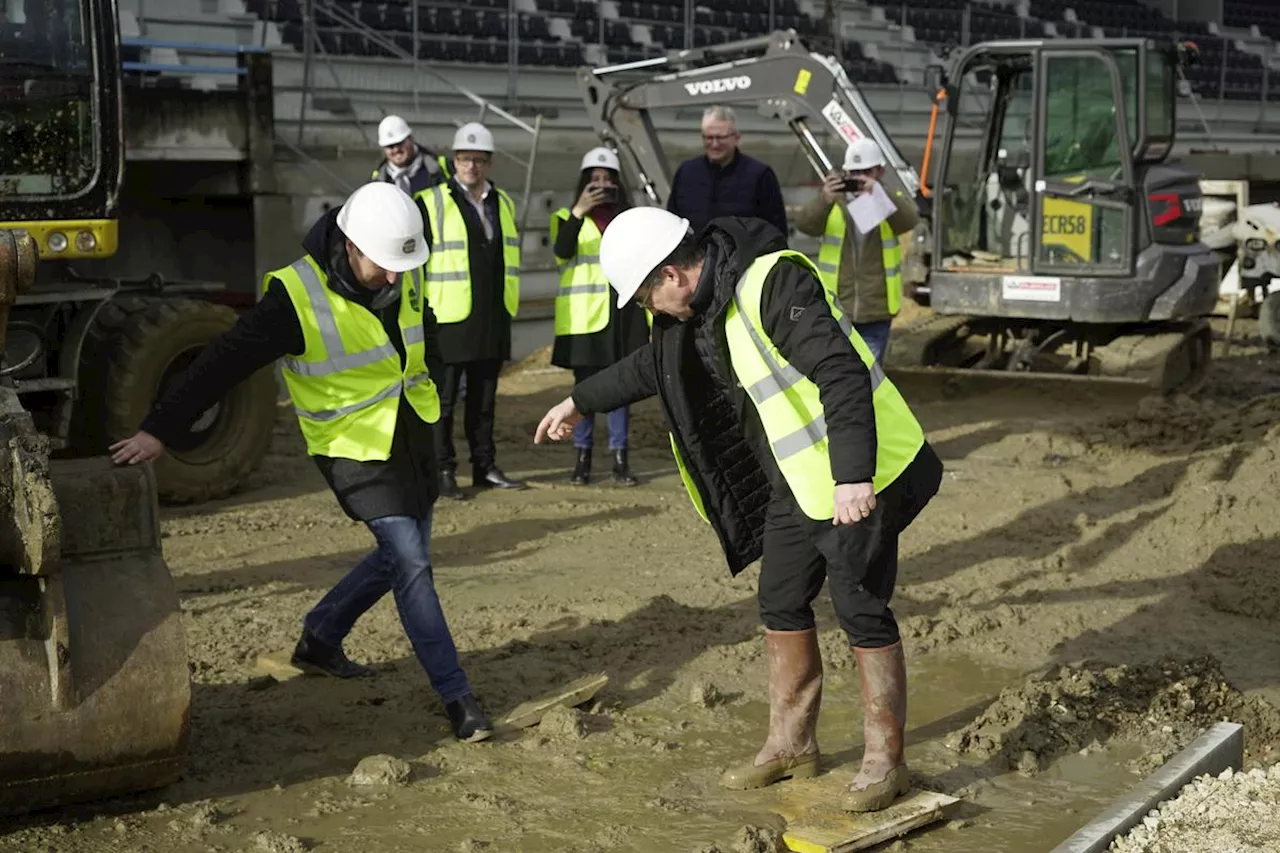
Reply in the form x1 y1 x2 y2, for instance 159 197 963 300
576 30 1217 393
1 0 190 815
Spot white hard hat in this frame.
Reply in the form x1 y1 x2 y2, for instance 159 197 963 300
599 207 692 309
452 122 495 153
377 115 412 148
336 182 431 273
580 146 621 173
844 137 886 170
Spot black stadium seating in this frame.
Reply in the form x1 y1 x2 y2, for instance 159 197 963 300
246 0 1279 99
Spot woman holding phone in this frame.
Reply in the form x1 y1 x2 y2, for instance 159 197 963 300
549 147 648 486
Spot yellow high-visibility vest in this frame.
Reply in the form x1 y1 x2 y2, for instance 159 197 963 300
372 153 452 183
550 208 610 336
815 206 903 315
671 250 924 522
267 256 440 461
417 184 520 324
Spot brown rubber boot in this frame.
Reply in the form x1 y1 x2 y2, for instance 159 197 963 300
720 628 823 790
843 641 911 812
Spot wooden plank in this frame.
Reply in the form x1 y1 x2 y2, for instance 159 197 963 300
255 650 305 681
499 672 609 730
778 789 961 853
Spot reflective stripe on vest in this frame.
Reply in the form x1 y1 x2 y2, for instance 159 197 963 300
816 206 903 316
266 257 441 461
676 249 924 522
418 184 520 324
550 207 610 336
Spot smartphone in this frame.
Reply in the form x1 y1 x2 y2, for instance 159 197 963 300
842 177 866 193
596 184 619 203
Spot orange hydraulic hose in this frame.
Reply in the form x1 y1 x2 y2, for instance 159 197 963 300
920 88 947 199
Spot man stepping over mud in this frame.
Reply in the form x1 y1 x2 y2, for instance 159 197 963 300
110 182 494 744
535 207 943 811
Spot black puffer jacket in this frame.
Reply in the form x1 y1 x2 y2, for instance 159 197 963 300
572 217 883 574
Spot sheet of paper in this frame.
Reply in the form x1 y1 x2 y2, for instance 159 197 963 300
846 181 898 235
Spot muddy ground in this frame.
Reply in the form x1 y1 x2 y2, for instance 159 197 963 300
5 321 1280 853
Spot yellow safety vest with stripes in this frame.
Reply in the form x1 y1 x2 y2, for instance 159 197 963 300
417 184 520 324
550 207 610 336
267 257 440 461
816 206 903 315
671 250 925 522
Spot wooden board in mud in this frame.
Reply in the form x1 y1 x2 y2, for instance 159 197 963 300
499 672 609 730
775 788 961 853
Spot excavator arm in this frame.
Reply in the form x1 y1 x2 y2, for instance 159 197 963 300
575 29 921 209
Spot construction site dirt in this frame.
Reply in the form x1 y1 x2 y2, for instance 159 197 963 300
4 318 1280 853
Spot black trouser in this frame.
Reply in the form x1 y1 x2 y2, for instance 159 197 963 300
757 446 942 648
433 359 501 473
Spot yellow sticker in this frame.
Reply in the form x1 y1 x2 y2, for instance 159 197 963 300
794 69 812 95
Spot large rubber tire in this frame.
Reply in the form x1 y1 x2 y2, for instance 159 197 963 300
1260 290 1280 349
82 296 276 505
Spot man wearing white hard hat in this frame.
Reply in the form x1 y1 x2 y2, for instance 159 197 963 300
535 208 942 812
414 121 525 498
110 182 495 744
548 146 648 486
794 137 918 363
371 115 451 196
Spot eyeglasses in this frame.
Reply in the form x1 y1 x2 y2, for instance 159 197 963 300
701 133 737 144
634 279 658 310
455 155 490 167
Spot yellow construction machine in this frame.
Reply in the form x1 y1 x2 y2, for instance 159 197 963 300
1 0 190 814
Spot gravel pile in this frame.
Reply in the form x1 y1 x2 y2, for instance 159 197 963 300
1110 764 1280 852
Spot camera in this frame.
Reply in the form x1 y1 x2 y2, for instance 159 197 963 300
594 184 619 203
842 177 866 193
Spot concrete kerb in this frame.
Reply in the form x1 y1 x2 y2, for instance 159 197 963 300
1050 721 1245 853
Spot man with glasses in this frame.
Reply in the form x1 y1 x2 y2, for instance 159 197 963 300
371 115 451 196
415 122 526 498
535 206 942 814
793 138 918 363
667 105 789 239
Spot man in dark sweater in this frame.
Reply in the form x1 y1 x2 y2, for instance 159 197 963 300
109 183 493 743
535 208 943 813
666 105 790 239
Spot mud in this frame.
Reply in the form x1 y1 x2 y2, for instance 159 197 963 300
3 320 1280 852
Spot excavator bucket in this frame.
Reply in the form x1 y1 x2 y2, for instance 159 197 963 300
0 388 190 815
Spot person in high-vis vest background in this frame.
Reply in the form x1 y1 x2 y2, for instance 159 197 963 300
416 122 525 500
109 182 495 744
535 208 944 813
793 138 918 363
371 115 451 196
549 146 649 486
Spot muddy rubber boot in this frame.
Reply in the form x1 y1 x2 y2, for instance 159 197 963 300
720 628 822 790
611 449 638 487
570 448 591 485
843 641 910 813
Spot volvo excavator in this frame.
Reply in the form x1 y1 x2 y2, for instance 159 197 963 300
1 0 190 815
576 30 1217 393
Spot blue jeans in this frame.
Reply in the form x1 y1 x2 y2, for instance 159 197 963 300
303 512 471 703
854 320 892 364
572 366 629 450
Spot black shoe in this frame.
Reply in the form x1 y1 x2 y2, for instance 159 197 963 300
472 465 526 490
445 693 494 743
291 631 376 679
570 448 592 485
612 449 638 487
439 469 465 500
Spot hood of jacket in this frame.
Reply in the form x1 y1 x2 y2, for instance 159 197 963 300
689 216 790 319
302 207 399 310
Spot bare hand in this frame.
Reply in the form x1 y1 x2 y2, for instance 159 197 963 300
820 170 845 205
535 397 584 444
109 430 165 466
833 482 876 525
571 184 609 219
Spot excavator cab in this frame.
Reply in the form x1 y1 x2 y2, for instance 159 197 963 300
917 39 1216 390
1 0 190 815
